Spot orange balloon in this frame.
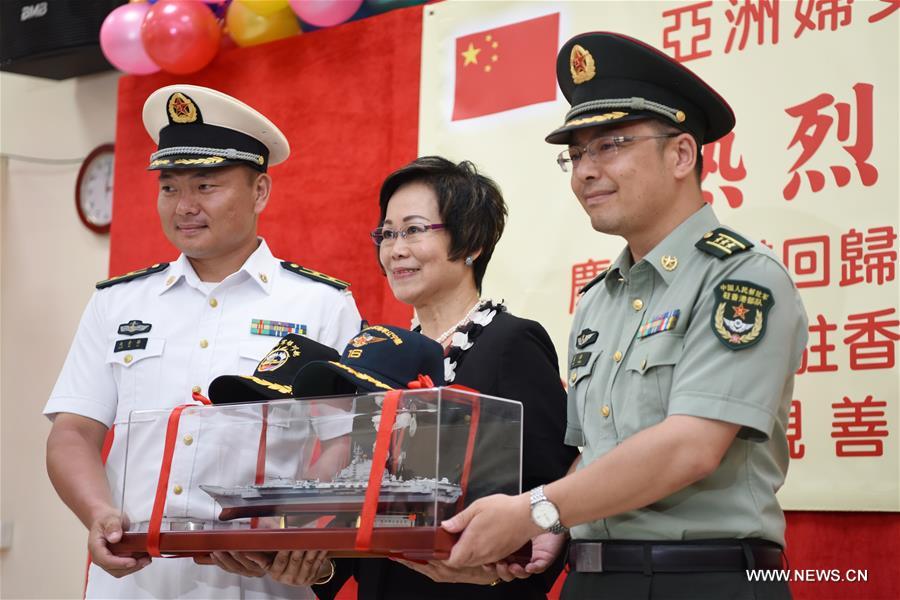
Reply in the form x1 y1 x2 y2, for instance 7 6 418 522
226 1 300 47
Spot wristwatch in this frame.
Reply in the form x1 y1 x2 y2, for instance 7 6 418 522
529 485 567 534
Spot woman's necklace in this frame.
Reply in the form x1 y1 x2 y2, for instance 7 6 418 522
435 299 484 344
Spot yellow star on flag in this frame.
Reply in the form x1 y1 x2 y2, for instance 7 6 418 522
461 42 481 66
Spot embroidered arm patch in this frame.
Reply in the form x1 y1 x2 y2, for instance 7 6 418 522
710 279 774 350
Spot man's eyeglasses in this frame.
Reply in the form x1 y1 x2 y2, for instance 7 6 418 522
370 223 446 246
556 133 680 172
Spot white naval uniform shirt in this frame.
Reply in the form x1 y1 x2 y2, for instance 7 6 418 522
45 239 361 599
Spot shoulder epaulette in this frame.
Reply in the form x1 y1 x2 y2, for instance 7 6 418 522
280 261 349 290
579 269 608 295
96 263 170 289
695 227 754 259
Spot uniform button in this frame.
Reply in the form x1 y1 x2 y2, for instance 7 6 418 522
640 359 647 370
209 298 218 308
199 339 209 349
601 405 610 417
464 415 471 424
704 231 714 239
192 385 201 394
183 434 193 446
569 370 577 385
259 273 269 283
123 354 133 364
632 299 644 311
173 485 183 495
613 351 623 362
166 276 175 286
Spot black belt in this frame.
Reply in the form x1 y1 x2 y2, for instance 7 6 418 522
567 539 784 573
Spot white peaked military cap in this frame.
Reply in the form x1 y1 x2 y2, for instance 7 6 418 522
142 84 290 172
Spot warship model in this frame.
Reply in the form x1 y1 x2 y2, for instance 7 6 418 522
201 446 462 522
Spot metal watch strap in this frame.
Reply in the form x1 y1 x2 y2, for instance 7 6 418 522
530 485 568 535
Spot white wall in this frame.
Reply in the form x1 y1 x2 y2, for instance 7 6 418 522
1 69 118 599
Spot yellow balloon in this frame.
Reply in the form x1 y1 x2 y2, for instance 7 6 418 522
236 0 290 17
226 1 300 47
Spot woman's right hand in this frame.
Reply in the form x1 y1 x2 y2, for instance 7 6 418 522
266 550 331 586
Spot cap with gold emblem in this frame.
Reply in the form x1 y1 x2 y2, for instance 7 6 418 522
142 84 290 172
292 325 446 398
208 334 339 405
545 32 735 145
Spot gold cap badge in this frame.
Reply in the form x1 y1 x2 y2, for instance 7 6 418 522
168 92 198 124
570 44 596 85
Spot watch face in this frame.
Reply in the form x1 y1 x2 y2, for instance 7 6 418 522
532 501 559 529
76 144 114 233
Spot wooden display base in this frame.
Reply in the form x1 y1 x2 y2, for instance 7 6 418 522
110 527 531 563
112 527 453 560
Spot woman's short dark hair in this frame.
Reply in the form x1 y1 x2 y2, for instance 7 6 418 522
378 156 507 293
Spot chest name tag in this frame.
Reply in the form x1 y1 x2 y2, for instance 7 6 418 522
638 309 681 339
115 338 148 352
251 319 307 337
570 352 591 368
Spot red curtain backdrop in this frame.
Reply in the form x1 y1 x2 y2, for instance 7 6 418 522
109 5 898 599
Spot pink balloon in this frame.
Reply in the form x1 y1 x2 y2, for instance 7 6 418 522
99 3 160 75
288 0 363 27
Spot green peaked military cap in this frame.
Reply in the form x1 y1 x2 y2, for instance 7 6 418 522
546 31 736 145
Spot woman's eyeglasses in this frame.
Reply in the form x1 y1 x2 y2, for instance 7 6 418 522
370 223 446 246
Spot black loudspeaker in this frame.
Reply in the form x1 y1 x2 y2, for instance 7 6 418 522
1 0 127 80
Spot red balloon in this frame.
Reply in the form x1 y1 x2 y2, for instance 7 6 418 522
141 0 222 75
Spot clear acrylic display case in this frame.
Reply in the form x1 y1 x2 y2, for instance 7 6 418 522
109 388 523 560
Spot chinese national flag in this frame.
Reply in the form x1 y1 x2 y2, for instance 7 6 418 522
452 13 559 121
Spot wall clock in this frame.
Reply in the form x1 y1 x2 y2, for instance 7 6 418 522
75 144 114 233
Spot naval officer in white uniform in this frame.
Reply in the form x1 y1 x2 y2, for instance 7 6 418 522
45 85 362 599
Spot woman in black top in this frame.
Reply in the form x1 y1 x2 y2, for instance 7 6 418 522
270 157 576 599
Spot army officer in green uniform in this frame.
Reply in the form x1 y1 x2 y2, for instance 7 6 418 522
442 32 809 599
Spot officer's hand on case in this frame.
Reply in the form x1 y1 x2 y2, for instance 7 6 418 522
88 509 151 577
205 551 270 578
495 531 568 579
265 550 331 586
442 493 541 568
392 558 506 585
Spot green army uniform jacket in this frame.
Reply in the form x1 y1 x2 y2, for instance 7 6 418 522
566 204 809 547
